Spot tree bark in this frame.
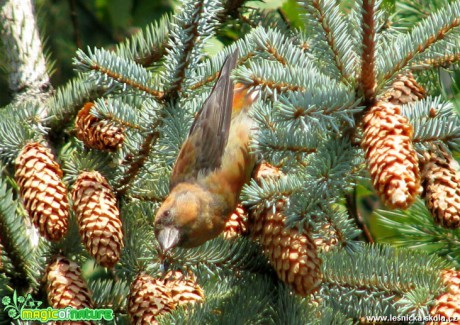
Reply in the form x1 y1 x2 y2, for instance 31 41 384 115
0 0 52 106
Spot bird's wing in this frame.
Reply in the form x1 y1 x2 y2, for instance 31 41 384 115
170 49 239 189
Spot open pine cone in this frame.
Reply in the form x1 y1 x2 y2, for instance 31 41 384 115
71 171 124 267
361 101 421 209
15 142 69 241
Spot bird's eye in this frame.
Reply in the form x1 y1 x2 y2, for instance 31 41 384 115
162 210 170 218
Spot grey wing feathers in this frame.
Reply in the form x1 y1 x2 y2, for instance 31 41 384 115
188 49 239 173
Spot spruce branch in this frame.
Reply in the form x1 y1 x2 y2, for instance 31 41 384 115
0 103 47 164
45 76 104 131
188 39 256 92
0 177 45 291
0 0 52 106
359 0 377 104
321 244 450 318
241 174 303 207
399 98 460 151
272 86 360 131
116 130 159 196
91 99 145 131
235 60 346 98
163 0 223 101
300 0 358 81
88 278 130 311
252 28 328 72
74 48 164 100
47 15 172 130
373 199 460 266
411 53 460 70
160 273 278 325
164 0 205 98
379 1 460 81
115 14 173 67
118 202 158 275
169 237 272 278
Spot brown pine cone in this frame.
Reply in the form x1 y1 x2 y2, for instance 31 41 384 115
252 161 282 180
250 163 322 296
75 102 124 151
71 171 123 268
313 224 339 253
44 257 93 325
223 204 248 239
383 72 426 105
15 142 69 241
163 270 204 306
428 269 460 325
128 273 175 325
442 269 460 295
421 145 460 229
361 101 421 209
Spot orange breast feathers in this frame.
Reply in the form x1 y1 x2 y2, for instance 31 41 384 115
204 107 255 197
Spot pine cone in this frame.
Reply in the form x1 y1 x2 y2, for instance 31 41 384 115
223 204 248 239
361 101 421 209
428 269 460 325
163 270 204 306
313 224 339 253
75 102 124 151
421 145 460 229
15 142 69 241
71 171 123 267
128 273 175 325
252 161 282 180
44 257 93 325
384 72 426 105
250 163 322 296
442 269 460 295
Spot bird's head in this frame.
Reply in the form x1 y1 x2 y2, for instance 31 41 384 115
154 183 213 252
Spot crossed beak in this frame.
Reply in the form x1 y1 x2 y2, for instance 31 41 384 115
156 227 180 253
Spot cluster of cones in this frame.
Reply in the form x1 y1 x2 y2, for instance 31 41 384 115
15 142 123 268
43 257 204 325
362 72 460 228
13 73 460 322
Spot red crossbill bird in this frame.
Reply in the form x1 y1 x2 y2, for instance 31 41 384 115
154 49 259 252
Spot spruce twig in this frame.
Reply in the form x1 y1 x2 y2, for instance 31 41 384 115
359 0 377 105
164 0 207 101
411 53 460 70
116 129 159 197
